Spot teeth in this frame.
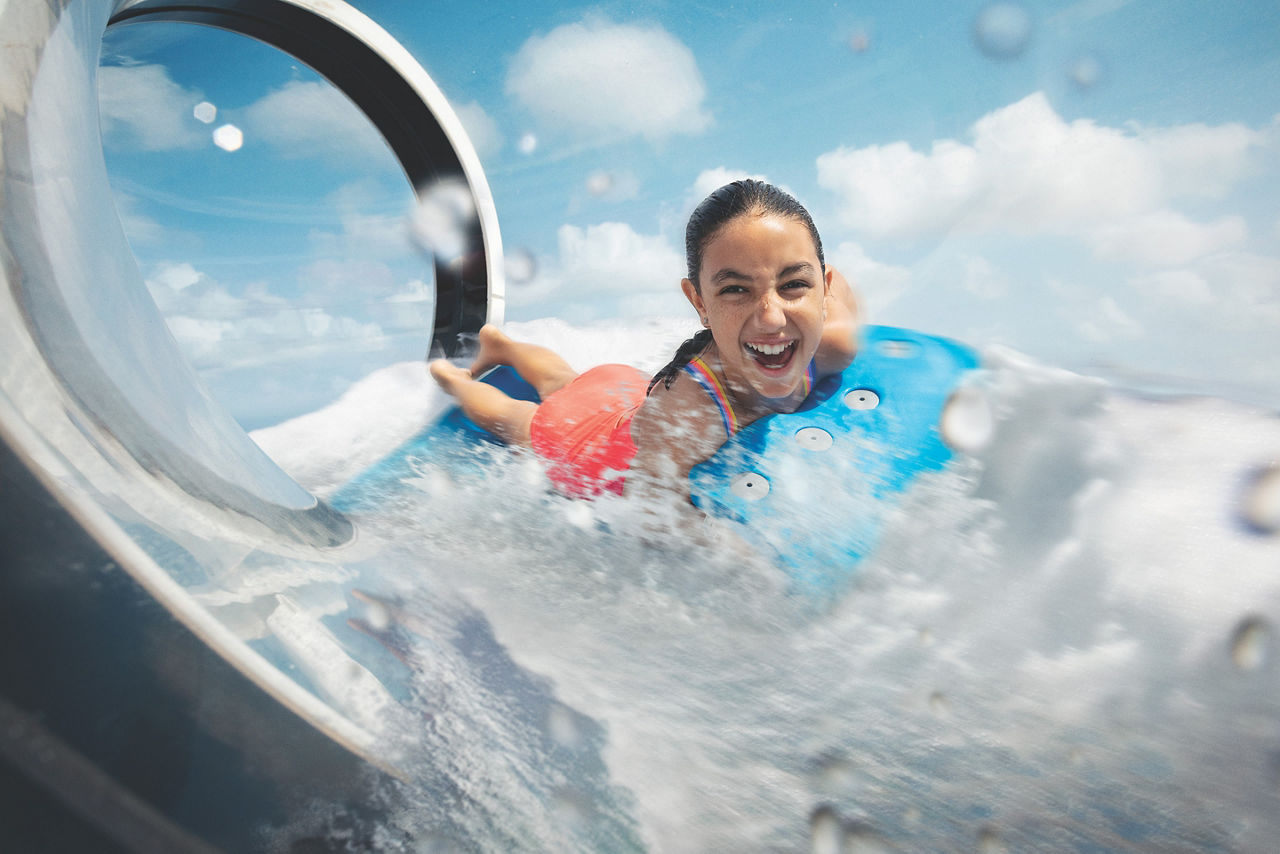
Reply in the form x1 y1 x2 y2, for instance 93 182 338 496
747 341 791 356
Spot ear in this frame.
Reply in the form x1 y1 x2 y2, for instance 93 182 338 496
681 278 705 317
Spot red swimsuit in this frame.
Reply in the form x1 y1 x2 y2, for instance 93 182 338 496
528 357 814 498
528 364 649 498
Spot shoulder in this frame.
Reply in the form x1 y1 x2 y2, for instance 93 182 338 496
631 372 728 471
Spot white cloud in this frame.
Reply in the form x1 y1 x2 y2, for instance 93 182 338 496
827 241 911 315
1130 269 1213 305
243 80 389 165
510 222 688 322
143 261 398 371
815 92 1266 267
1089 211 1247 266
97 64 204 151
505 17 711 144
453 101 503 159
684 167 771 214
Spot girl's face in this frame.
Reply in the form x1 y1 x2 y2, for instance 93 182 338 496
682 214 831 405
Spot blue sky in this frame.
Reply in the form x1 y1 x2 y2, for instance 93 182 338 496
98 0 1280 428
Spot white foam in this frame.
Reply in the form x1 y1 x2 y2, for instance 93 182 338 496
249 319 1280 850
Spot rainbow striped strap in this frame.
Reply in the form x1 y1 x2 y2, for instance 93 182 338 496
802 358 816 397
683 356 738 437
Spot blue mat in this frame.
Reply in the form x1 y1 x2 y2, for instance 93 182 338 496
334 326 979 594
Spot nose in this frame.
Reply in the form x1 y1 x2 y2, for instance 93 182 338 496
756 293 786 329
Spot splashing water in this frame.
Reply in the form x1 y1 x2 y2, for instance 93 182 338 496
250 319 1280 851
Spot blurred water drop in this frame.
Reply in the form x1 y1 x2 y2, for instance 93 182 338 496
812 753 858 793
845 822 891 854
547 704 583 751
586 170 615 196
212 123 243 152
1239 464 1280 534
518 132 538 154
505 247 537 284
413 834 468 854
941 386 995 453
361 598 390 632
408 178 475 265
849 29 871 53
1230 615 1271 671
810 805 843 854
973 3 1032 60
1070 53 1105 89
550 786 590 832
193 100 216 124
978 825 1007 853
928 690 949 715
565 501 594 530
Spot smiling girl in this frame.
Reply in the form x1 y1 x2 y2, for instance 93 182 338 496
428 179 859 505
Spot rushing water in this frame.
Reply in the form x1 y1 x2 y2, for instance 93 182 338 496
251 318 1280 852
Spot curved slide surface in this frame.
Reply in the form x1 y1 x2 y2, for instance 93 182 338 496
0 0 500 848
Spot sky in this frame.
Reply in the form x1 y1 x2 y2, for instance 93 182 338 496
97 0 1280 429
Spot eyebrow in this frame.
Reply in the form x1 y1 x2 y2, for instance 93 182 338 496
710 261 817 284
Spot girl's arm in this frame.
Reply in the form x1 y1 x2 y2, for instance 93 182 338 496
625 377 725 508
815 267 862 377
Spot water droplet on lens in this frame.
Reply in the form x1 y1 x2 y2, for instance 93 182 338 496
505 247 537 284
928 690 949 715
1070 53 1105 88
810 805 843 854
212 123 243 152
363 599 390 632
551 786 590 831
1230 615 1271 671
978 825 1007 853
586 170 615 196
547 704 583 750
565 501 593 530
409 178 475 265
974 3 1032 60
1239 464 1280 534
193 101 217 123
518 132 538 154
941 386 995 453
812 753 858 793
845 822 891 854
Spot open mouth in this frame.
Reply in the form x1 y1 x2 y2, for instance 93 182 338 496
744 340 797 372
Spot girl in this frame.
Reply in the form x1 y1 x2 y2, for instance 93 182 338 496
428 179 859 506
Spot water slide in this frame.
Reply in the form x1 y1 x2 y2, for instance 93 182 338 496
0 0 501 848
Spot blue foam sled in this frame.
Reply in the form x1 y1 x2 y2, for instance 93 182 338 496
688 325 978 593
333 326 978 594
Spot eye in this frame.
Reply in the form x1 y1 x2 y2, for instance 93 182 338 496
781 279 811 292
717 284 747 296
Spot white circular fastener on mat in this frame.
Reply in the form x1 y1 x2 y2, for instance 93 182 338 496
794 427 834 451
729 472 771 500
878 339 919 358
844 389 880 410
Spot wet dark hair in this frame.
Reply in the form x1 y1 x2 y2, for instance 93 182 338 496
648 179 825 394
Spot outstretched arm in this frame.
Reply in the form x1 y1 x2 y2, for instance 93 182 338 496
816 267 862 377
